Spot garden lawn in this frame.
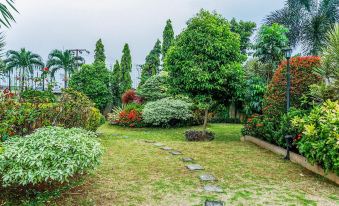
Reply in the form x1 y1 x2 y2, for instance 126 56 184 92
2 123 338 205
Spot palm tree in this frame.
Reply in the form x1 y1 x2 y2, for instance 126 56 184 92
0 0 18 28
265 0 339 55
47 50 84 89
4 48 44 92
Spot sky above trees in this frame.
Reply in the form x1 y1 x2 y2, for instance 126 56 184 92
4 0 284 86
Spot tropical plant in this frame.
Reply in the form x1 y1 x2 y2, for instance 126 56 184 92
162 19 175 61
229 18 256 55
253 23 289 81
69 62 112 112
47 49 84 88
0 127 102 187
4 48 44 92
142 98 193 127
0 0 17 28
292 100 339 174
120 44 132 93
265 0 339 55
164 10 244 132
243 76 267 116
140 39 162 85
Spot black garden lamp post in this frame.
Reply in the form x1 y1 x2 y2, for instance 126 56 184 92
284 47 293 160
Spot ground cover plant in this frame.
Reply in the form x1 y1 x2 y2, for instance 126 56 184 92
0 127 102 187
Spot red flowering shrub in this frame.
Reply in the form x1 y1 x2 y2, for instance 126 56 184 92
122 90 142 104
114 109 143 127
263 56 322 117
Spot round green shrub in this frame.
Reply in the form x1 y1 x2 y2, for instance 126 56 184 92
137 72 169 102
0 127 102 187
142 98 193 127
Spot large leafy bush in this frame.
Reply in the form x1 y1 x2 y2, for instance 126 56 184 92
0 127 102 187
263 56 322 117
292 100 339 174
142 98 193 127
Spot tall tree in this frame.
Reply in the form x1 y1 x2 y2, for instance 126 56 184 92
111 60 122 105
140 39 161 86
47 50 84 88
265 0 339 55
253 23 289 81
0 0 18 28
162 19 175 61
5 48 43 91
229 18 256 55
165 10 244 132
120 43 132 92
94 39 106 64
69 62 112 112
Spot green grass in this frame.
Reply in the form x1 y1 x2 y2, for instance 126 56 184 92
1 123 338 205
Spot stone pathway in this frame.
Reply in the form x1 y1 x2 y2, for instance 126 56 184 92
143 140 225 205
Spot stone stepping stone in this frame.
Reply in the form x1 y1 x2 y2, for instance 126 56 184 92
161 147 173 151
122 136 129 139
199 174 217 181
182 157 194 162
205 200 224 206
203 185 223 193
154 143 165 147
144 140 155 143
170 151 182 155
186 164 204 171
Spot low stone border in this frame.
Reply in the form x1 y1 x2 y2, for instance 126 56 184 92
242 135 339 185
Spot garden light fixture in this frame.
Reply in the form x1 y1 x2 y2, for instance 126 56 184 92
284 47 293 160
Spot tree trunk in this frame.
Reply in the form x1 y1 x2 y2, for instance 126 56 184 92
203 108 208 132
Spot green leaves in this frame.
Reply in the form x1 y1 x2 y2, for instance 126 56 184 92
0 127 102 187
120 44 132 93
94 39 106 64
140 39 162 86
0 0 17 28
165 10 244 108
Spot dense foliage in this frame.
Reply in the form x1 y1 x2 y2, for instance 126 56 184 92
69 62 112 111
137 72 169 102
20 89 56 103
120 43 132 93
263 56 322 117
165 10 244 130
94 39 106 64
162 19 175 61
0 127 102 187
242 76 267 116
229 18 256 54
292 100 339 174
142 98 192 127
121 89 142 104
265 0 339 54
140 39 162 85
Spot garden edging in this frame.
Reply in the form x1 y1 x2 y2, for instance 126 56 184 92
241 135 339 185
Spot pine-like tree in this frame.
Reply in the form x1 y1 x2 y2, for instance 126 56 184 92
111 60 122 105
94 39 106 64
120 43 132 92
162 19 175 61
140 39 162 86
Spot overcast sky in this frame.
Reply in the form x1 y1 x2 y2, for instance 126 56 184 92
3 0 284 87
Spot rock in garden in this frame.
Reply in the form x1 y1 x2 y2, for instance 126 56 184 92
186 164 204 171
154 143 165 147
203 185 223 193
199 174 217 181
205 200 224 206
144 140 156 143
122 136 129 139
185 130 215 142
182 157 194 162
170 151 182 155
161 147 173 151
